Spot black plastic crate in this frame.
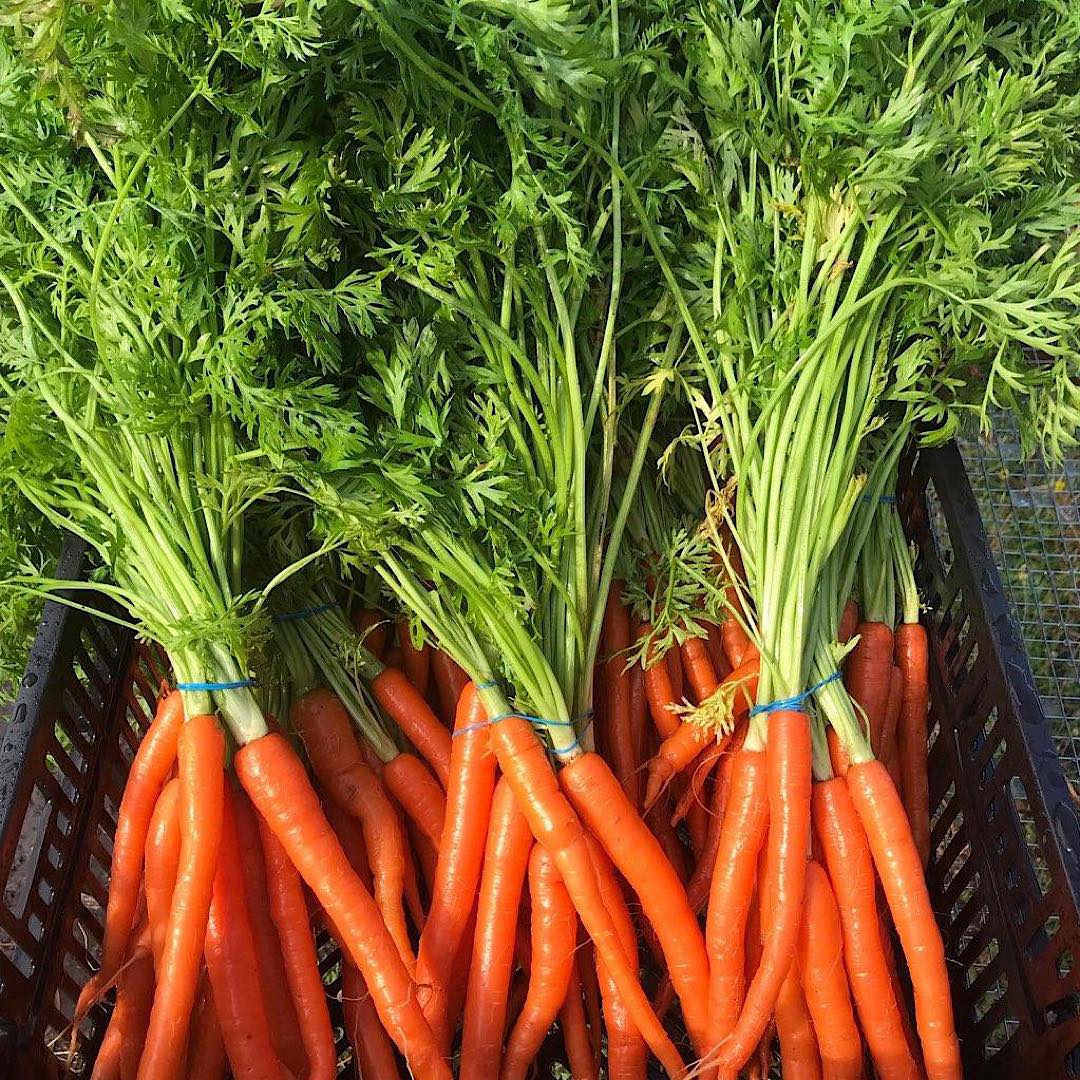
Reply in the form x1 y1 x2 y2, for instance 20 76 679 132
2 443 1080 1078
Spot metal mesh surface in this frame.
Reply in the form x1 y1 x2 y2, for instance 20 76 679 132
960 415 1080 789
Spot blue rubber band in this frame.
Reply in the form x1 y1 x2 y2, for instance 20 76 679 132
274 601 335 623
453 706 595 739
861 493 896 504
475 679 498 690
177 678 255 692
748 670 841 717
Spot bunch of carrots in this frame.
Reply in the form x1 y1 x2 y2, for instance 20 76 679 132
80 503 946 1080
8 2 1080 1080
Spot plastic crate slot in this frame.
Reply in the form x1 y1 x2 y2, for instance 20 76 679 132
947 872 983 929
972 971 1009 1023
964 936 1000 990
1024 911 1062 961
1060 950 1075 979
931 781 957 834
1011 777 1054 897
980 1014 1017 1060
978 739 1008 789
1044 991 1080 1028
924 478 955 574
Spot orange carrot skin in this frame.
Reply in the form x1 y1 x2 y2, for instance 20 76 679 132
813 779 920 1080
717 709 812 1074
672 742 723 825
385 645 405 671
845 622 894 756
260 819 338 1080
343 960 402 1080
78 690 184 1023
721 616 753 671
562 752 710 1055
644 655 758 809
798 861 863 1080
882 664 904 789
372 667 453 788
587 838 646 1080
838 600 859 644
639 622 681 739
501 846 578 1080
186 977 227 1080
231 786 306 1077
136 713 224 1080
895 623 930 865
398 618 432 696
705 622 730 681
235 733 451 1080
602 583 640 808
847 762 961 1080
775 956 822 1080
204 786 282 1080
647 793 689 885
417 683 497 1049
686 749 733 914
295 688 416 976
144 778 181 971
382 751 447 851
431 649 469 727
485 714 684 1078
116 923 154 1080
705 749 769 1050
629 660 648 793
560 957 600 1080
355 608 388 659
681 635 720 704
460 778 534 1080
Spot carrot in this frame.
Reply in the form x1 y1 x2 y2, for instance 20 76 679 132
602 583 640 808
845 622 894 757
629 660 649 790
294 688 416 975
882 664 904 789
460 778 534 1080
560 956 600 1080
231 786 306 1076
705 621 730 681
575 937 603 1073
686 788 709 860
797 861 863 1080
77 689 184 1023
117 922 155 1080
681 635 720 704
587 838 646 1080
715 709 811 1075
721 616 753 670
418 682 497 1048
186 977 227 1080
92 1011 124 1080
398 618 432 696
136 713 224 1080
686 748 734 914
501 846 578 1080
445 902 478 1042
704 748 768 1051
386 644 405 670
895 622 930 865
648 794 690 884
371 666 453 788
343 959 401 1080
235 733 451 1080
483 711 684 1077
382 751 447 851
847 761 961 1080
144 778 181 970
260 819 338 1080
561 752 710 1055
431 649 469 726
838 600 859 644
667 644 684 701
643 655 758 810
775 957 822 1080
355 607 388 659
639 622 681 739
812 778 920 1080
826 727 850 778
672 743 722 825
203 785 281 1080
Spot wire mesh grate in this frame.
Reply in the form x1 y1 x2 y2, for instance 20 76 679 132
959 413 1080 788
